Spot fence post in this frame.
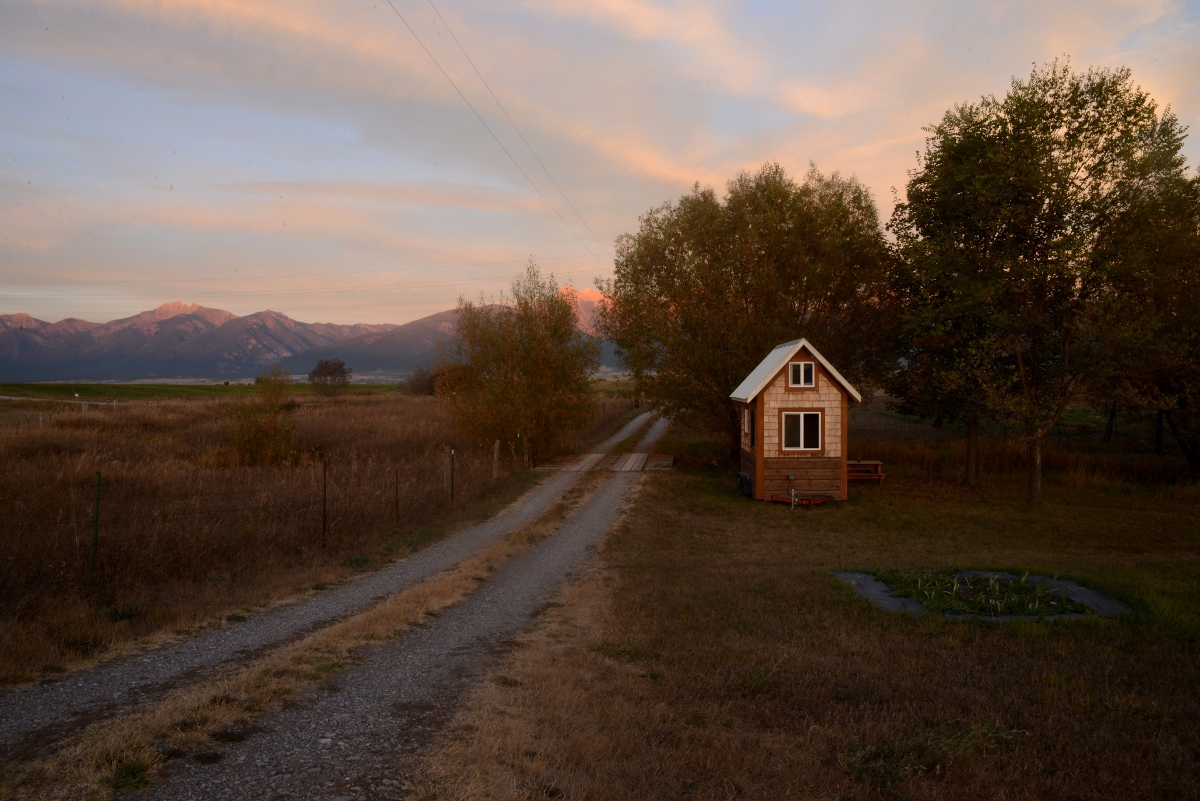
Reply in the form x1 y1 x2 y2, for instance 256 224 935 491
492 440 500 480
321 456 328 550
394 466 399 522
91 471 101 579
450 448 455 504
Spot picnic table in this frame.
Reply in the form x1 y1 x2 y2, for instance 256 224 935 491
847 460 886 482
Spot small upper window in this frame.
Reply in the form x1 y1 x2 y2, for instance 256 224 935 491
789 361 815 388
743 408 749 433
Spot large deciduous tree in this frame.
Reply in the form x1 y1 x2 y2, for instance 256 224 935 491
436 263 600 466
597 163 894 464
1097 171 1200 469
889 60 1192 502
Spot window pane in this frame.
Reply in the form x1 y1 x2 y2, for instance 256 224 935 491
784 414 801 448
803 413 821 449
803 363 814 386
791 363 802 385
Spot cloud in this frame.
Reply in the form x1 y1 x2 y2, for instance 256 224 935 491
1 0 1197 324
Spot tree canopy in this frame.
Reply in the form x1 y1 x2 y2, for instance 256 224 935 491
888 59 1194 500
597 163 894 462
436 263 600 466
309 358 352 396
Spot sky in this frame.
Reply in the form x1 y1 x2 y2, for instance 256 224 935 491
2 0 1198 326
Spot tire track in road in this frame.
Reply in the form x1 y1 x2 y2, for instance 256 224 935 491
0 413 654 762
147 419 668 800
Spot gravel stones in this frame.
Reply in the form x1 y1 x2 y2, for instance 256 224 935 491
145 419 667 800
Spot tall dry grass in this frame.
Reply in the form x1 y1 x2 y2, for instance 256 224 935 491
0 394 512 683
848 435 1193 486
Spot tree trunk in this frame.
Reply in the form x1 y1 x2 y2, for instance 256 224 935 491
1155 411 1164 455
966 419 979 486
1027 435 1043 505
1164 411 1200 472
1103 402 1116 443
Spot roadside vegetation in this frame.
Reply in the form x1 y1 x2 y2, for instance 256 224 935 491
0 387 530 685
418 419 1200 800
0 368 638 685
436 262 600 467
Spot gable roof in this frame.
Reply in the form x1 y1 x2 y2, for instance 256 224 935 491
729 338 862 403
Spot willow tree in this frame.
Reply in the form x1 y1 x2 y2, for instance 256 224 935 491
597 163 895 464
890 60 1192 502
436 263 599 466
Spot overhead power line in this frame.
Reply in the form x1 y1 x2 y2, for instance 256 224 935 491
424 0 608 255
381 0 605 267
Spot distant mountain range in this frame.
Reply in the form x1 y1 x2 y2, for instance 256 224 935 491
0 302 445 381
0 289 617 382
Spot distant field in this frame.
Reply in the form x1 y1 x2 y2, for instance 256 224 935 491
0 382 400 401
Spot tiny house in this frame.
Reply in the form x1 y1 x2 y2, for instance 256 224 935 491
730 339 861 501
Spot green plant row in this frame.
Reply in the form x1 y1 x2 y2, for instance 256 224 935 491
873 569 1090 617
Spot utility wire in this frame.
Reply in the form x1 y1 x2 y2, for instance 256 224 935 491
381 0 604 267
424 0 609 255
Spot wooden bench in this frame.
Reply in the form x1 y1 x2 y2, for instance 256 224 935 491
847 460 886 482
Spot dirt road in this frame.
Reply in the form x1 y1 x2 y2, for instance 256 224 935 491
145 419 668 800
0 413 654 763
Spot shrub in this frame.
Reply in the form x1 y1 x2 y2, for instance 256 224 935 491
309 358 352 396
401 365 438 396
437 263 600 465
226 366 298 466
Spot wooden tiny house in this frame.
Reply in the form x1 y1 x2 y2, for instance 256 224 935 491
730 339 862 501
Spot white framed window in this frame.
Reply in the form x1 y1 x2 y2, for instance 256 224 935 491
782 411 822 450
743 408 749 433
789 361 815 388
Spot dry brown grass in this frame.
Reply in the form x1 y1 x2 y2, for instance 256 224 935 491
419 436 1200 800
2 470 609 800
849 435 1193 486
0 394 537 685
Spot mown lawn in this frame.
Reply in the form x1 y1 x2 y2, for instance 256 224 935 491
423 446 1200 800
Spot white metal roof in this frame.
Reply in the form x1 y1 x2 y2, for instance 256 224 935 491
729 338 862 403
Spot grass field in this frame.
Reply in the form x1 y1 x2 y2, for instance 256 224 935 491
420 421 1200 800
0 381 401 401
0 389 635 685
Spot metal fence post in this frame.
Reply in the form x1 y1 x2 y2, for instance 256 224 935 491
91 471 101 578
321 456 328 550
450 448 455 504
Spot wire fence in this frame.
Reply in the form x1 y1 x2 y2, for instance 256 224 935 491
0 391 641 615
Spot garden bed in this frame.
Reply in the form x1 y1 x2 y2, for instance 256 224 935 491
836 569 1131 620
875 569 1089 617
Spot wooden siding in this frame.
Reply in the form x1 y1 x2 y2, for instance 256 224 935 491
760 345 845 459
762 456 842 498
740 401 754 452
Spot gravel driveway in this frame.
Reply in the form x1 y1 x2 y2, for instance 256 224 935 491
144 420 668 800
0 413 653 762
